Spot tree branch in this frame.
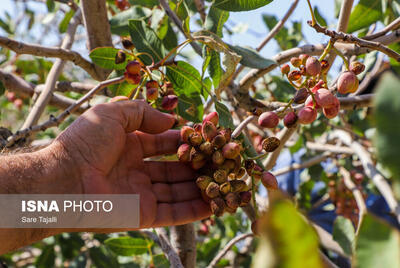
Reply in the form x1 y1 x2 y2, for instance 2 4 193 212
194 0 206 23
231 115 256 139
155 228 185 268
257 0 299 51
362 17 400 40
309 21 400 62
255 94 374 113
80 0 113 80
272 152 332 177
0 36 101 80
4 76 125 148
159 0 203 56
206 233 254 268
336 94 374 110
22 9 82 129
0 70 88 114
41 81 96 94
170 224 197 268
237 30 400 96
325 0 355 68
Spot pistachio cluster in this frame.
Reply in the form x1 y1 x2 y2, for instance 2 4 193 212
178 112 280 217
328 172 366 226
255 55 365 129
177 112 251 216
116 42 179 111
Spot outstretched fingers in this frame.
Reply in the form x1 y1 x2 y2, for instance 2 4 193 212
112 99 175 134
152 181 201 203
135 130 181 158
143 161 197 183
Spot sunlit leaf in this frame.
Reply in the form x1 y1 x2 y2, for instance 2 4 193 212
46 0 55 12
348 0 382 33
105 237 150 256
214 0 274 11
204 5 229 37
228 45 276 69
314 7 327 26
129 19 166 65
89 47 130 70
166 61 203 99
208 51 223 89
354 214 400 268
59 10 74 33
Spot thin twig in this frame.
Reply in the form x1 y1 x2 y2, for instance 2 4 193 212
305 142 354 154
308 21 400 62
44 81 97 94
237 30 400 97
257 0 299 51
325 0 355 69
22 9 82 129
155 228 185 268
159 0 202 56
231 115 256 139
206 233 253 268
272 152 332 177
336 94 374 110
4 76 125 148
0 70 88 113
0 36 101 80
363 17 400 40
194 0 206 22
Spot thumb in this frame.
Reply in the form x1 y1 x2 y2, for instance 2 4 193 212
113 99 176 134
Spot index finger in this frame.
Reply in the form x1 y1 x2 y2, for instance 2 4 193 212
100 99 176 134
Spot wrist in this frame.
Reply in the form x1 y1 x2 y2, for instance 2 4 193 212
36 141 83 194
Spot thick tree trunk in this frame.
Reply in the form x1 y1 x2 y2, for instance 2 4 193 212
170 224 197 268
80 0 113 80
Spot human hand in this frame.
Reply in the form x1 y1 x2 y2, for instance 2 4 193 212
52 99 211 228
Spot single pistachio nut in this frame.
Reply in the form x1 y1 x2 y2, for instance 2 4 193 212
196 176 213 190
206 182 221 198
214 169 228 184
